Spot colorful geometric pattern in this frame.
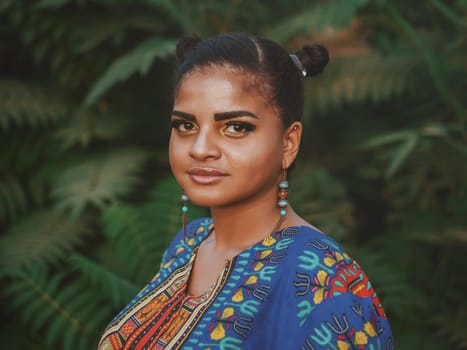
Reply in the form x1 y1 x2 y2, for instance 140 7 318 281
98 218 393 349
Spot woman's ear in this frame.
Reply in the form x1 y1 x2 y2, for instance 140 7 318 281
282 121 302 169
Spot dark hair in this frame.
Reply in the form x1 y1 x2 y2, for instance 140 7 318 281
174 32 329 127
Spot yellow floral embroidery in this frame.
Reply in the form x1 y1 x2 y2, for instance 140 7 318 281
163 259 174 269
210 307 233 340
246 276 257 284
221 307 234 319
187 238 195 246
317 270 327 284
197 226 205 234
254 262 264 271
176 246 185 254
335 251 344 261
337 340 350 350
210 323 225 340
262 235 276 247
232 289 244 302
260 249 272 259
313 288 324 304
364 322 377 337
324 257 336 267
313 270 328 304
354 331 368 345
324 252 344 267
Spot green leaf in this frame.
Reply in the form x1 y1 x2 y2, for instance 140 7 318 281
55 108 127 148
34 0 71 10
385 133 419 179
266 0 370 43
1 265 109 350
289 166 353 240
0 176 28 224
0 211 92 269
387 4 466 123
360 130 416 149
52 148 148 218
143 0 195 31
428 0 464 27
84 37 176 106
68 253 139 307
0 80 67 130
303 54 417 118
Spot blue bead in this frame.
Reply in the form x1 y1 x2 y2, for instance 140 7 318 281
279 181 289 189
182 206 188 213
278 199 288 207
280 209 287 216
181 194 189 201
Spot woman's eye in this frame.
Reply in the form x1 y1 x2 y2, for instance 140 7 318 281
223 121 255 136
171 120 197 133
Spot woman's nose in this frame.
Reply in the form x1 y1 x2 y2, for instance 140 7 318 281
189 128 221 160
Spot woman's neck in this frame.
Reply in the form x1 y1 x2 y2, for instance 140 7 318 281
208 197 307 254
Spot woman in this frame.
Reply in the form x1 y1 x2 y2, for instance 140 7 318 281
98 32 393 350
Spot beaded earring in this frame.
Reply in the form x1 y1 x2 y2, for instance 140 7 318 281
278 168 288 217
181 191 189 242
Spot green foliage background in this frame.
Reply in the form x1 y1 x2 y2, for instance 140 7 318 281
1 0 466 349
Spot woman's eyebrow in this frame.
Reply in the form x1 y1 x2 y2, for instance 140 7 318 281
214 111 258 121
172 110 196 120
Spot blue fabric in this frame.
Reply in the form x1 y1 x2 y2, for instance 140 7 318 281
99 218 394 349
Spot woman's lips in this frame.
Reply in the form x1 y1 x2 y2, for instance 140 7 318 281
187 167 228 185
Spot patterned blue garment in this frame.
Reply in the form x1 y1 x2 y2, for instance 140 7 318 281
98 218 394 350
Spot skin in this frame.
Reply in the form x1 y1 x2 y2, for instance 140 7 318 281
169 65 309 296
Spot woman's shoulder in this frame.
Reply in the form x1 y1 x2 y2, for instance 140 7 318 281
284 225 388 316
285 225 371 289
284 224 346 259
280 226 393 348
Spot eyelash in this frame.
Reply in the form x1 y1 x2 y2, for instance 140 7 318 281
170 119 196 132
223 121 256 134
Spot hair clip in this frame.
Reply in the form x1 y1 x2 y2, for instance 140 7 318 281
289 54 306 77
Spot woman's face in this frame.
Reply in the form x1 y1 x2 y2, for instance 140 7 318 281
169 66 294 210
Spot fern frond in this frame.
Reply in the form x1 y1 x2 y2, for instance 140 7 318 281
0 323 46 350
141 175 209 242
0 80 68 130
144 0 195 31
101 203 167 283
303 54 417 118
433 306 467 350
52 148 148 218
55 108 128 148
1 265 110 350
84 37 176 106
266 0 370 43
0 211 92 269
361 129 420 179
68 253 139 307
290 166 354 240
0 176 28 224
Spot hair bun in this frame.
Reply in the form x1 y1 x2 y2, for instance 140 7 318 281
295 43 329 77
175 33 202 63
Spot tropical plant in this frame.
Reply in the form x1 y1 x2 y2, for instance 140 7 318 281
0 0 466 349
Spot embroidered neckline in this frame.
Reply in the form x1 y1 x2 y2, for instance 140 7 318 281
181 246 233 303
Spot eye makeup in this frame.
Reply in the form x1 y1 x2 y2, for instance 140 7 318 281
223 120 256 134
170 119 197 133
